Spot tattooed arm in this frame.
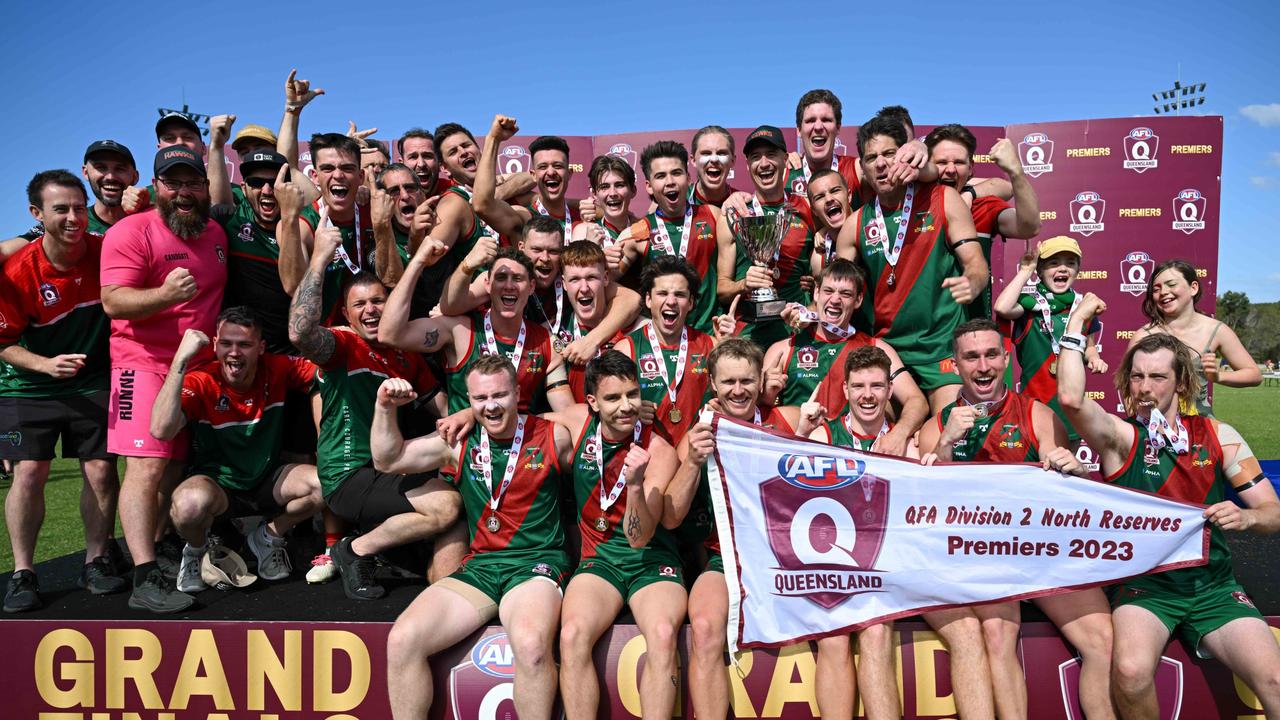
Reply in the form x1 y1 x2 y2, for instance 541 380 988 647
287 222 341 365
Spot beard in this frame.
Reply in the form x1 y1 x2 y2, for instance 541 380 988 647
156 193 211 240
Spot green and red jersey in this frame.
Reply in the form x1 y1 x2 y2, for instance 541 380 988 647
0 234 109 398
626 205 721 333
212 196 293 352
569 416 678 564
300 204 376 323
784 155 860 201
87 206 115 236
938 390 1040 463
315 329 439 496
822 416 893 452
626 323 714 447
442 415 566 560
777 327 876 416
854 182 962 367
562 313 625 403
444 313 553 415
1008 286 1100 442
1105 415 1233 590
966 195 1011 320
180 353 316 491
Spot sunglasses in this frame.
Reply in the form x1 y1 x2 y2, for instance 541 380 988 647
243 175 280 189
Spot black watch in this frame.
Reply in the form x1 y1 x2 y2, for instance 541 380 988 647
961 185 978 201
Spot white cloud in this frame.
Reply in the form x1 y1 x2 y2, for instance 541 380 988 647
1250 176 1277 189
1269 152 1280 167
1241 104 1280 127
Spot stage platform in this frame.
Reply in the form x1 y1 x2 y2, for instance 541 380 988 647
1 533 1276 718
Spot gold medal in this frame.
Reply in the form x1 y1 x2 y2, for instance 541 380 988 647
486 516 500 533
553 338 567 354
595 517 608 532
669 407 683 423
1049 360 1058 376
886 271 895 287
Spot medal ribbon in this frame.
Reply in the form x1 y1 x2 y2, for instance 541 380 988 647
845 413 890 443
597 420 644 513
325 201 364 273
483 309 526 366
800 153 839 183
535 196 572 238
645 322 688 405
479 414 526 512
454 185 500 239
1031 285 1082 354
1146 408 1189 455
652 205 694 260
873 183 915 269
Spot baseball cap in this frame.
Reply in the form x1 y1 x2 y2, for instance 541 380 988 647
154 146 206 177
84 139 136 167
1037 235 1083 260
156 111 201 137
231 124 279 154
240 150 287 176
743 125 787 155
200 545 257 589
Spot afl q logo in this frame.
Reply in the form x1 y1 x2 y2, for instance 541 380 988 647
499 145 530 175
1172 189 1206 235
1018 132 1055 177
606 142 638 172
1123 127 1160 173
1120 251 1154 297
1069 191 1106 236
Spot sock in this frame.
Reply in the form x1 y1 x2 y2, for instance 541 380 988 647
325 532 341 549
133 561 159 585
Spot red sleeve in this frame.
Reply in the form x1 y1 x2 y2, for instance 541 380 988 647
286 356 318 391
0 262 30 345
970 196 1011 236
180 372 211 421
99 218 151 288
319 329 357 371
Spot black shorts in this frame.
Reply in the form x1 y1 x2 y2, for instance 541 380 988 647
282 390 318 456
221 464 290 520
324 466 430 530
0 391 111 461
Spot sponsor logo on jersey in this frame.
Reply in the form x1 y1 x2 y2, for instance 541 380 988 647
1172 189 1207 234
638 353 661 380
997 424 1025 449
1123 127 1160 173
523 446 545 471
239 223 254 243
215 395 229 413
531 562 553 577
499 145 530 174
1120 251 1154 297
38 282 61 307
1068 191 1106 236
796 346 819 371
606 143 638 172
1018 132 1054 177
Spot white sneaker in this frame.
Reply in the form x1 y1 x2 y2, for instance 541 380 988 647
177 544 208 593
248 522 292 581
306 550 337 584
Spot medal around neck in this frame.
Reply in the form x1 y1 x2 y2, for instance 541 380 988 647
730 208 793 322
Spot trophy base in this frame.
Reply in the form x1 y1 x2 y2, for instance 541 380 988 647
741 297 787 323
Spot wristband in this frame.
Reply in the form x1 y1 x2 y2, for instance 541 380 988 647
1058 333 1087 353
961 185 978 201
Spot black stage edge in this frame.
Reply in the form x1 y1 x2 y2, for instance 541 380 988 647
3 532 1277 623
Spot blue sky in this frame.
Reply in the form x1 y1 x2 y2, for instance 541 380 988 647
2 0 1277 300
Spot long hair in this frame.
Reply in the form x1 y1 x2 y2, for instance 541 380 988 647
1115 333 1200 416
1141 259 1201 326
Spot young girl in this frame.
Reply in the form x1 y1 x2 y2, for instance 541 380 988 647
994 236 1107 442
1129 258 1260 416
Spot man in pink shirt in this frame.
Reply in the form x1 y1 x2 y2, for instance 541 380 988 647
100 146 228 613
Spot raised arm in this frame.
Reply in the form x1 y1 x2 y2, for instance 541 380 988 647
622 435 679 549
206 114 236 207
473 115 531 240
150 330 207 441
371 378 455 474
989 139 1041 239
994 245 1036 320
377 236 459 353
1057 293 1133 472
877 342 930 455
274 164 313 296
286 212 341 365
941 186 988 306
438 236 498 316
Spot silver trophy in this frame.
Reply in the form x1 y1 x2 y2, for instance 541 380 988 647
731 208 793 322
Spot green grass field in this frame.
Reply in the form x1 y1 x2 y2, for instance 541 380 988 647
1 384 1277 572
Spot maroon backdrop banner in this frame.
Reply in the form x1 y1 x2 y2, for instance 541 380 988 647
3 618 1271 718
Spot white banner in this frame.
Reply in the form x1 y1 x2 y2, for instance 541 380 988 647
705 414 1209 650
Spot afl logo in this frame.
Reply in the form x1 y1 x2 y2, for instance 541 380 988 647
606 143 638 171
1172 189 1206 235
1123 127 1159 173
499 145 530 174
470 633 516 679
776 454 867 490
1120 251 1154 297
1069 191 1106 237
1018 132 1054 177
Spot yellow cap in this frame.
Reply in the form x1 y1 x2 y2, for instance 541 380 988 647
231 124 278 153
1037 235 1082 260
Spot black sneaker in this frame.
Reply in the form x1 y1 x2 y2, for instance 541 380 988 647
105 537 131 575
154 537 183 581
128 567 194 614
331 536 385 600
79 556 128 595
4 570 40 613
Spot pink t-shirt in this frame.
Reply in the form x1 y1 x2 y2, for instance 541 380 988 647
100 209 228 372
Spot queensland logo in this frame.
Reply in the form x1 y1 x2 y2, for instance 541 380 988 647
1018 132 1054 177
638 353 662 380
581 434 600 463
239 223 254 243
215 244 226 263
532 562 553 577
1068 191 1106 236
468 445 489 473
1058 655 1183 720
1172 189 1206 234
864 218 884 245
1123 127 1159 173
38 282 61 307
1233 590 1256 608
1120 251 1154 297
215 395 230 413
796 346 819 371
499 144 530 174
1075 440 1100 473
658 565 677 578
760 454 889 608
606 142 638 171
470 633 516 679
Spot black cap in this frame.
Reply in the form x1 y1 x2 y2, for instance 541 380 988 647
154 146 206 177
155 111 201 137
743 125 788 155
239 150 286 175
84 139 136 167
